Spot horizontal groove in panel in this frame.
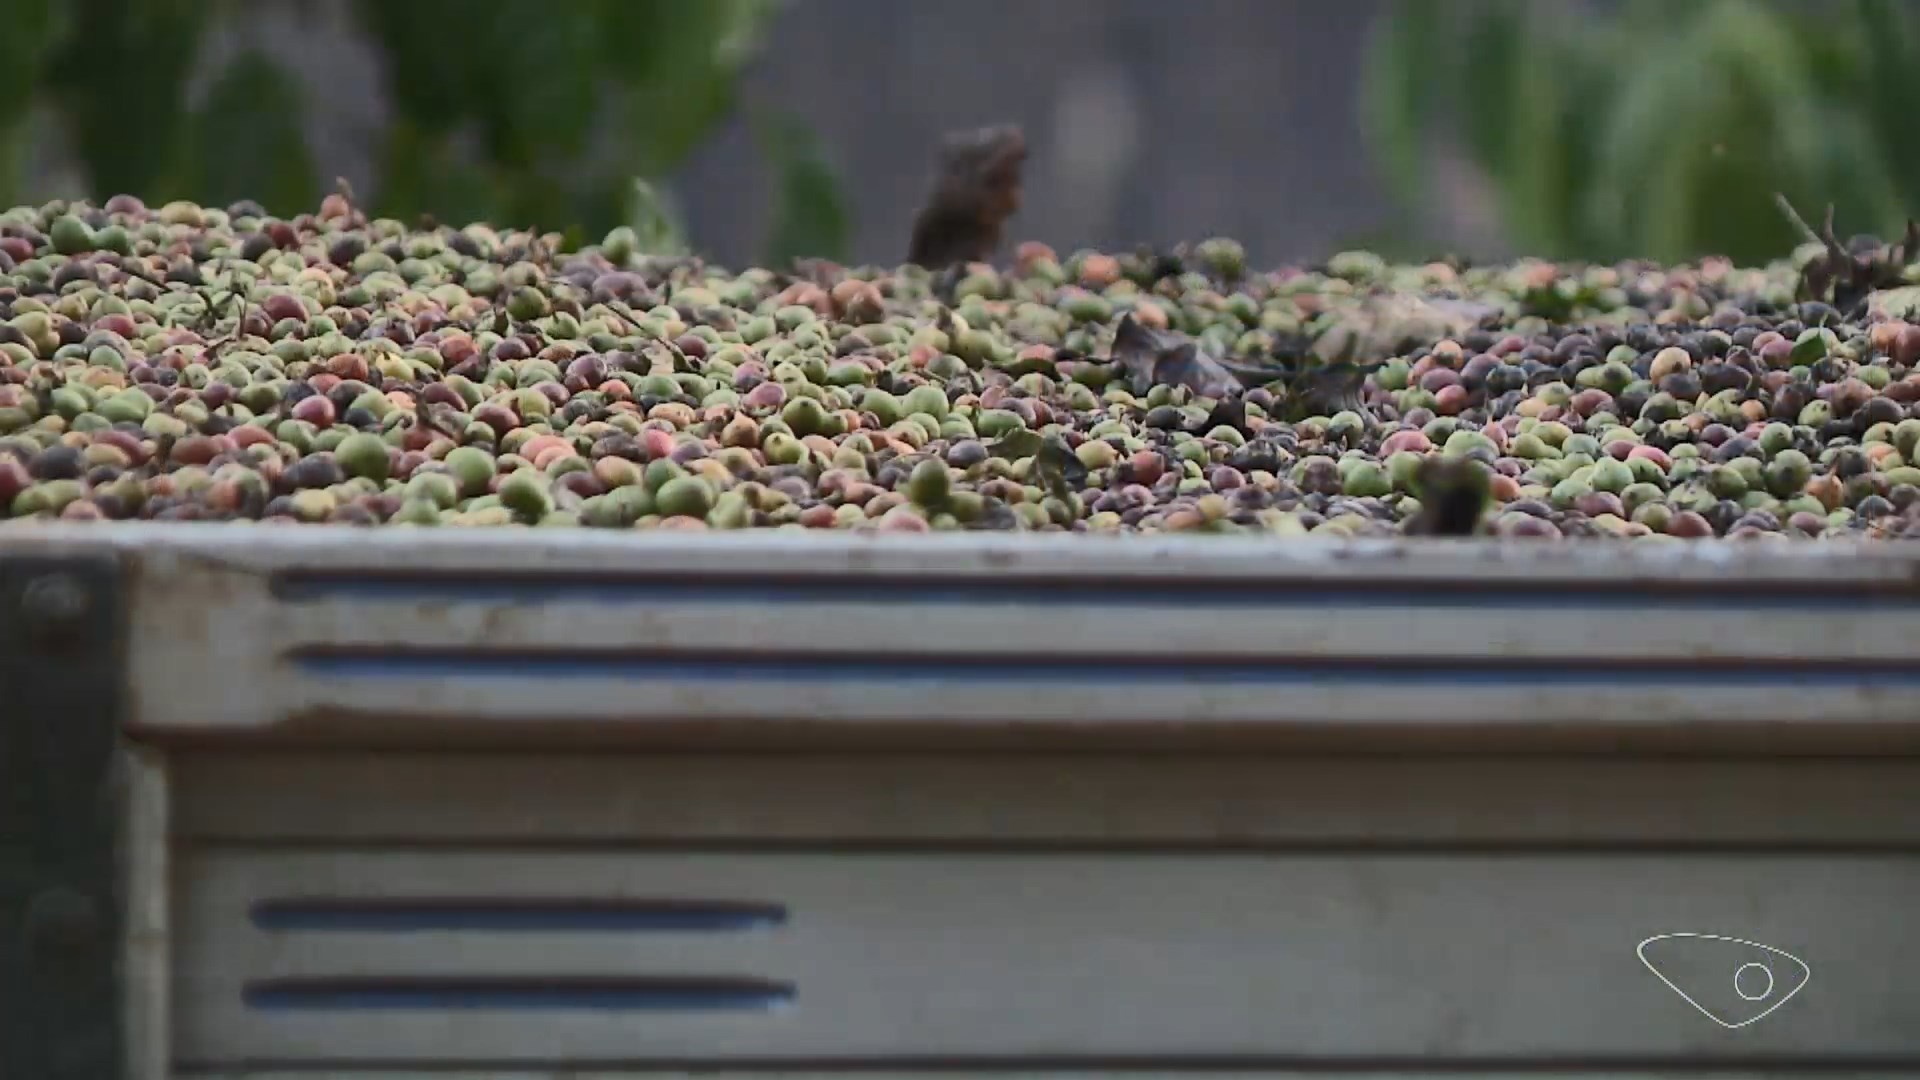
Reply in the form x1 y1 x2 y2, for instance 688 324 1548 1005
193 942 785 992
284 648 1920 688
250 897 787 933
172 753 1920 846
114 530 1920 740
274 679 1920 737
266 569 1920 609
180 929 781 983
243 976 795 1012
263 592 1919 666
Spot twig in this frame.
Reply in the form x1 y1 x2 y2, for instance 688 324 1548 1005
1773 193 1824 248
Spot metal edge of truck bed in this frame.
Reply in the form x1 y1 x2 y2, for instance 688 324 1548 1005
2 521 1918 753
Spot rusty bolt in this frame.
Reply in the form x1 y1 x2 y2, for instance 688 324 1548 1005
20 572 91 644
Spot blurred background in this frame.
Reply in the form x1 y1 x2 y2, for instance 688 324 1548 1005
6 0 1916 269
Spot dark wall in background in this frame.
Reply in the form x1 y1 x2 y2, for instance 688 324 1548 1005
684 0 1396 267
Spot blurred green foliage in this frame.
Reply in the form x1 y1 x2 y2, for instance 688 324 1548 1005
1362 0 1920 265
0 0 849 262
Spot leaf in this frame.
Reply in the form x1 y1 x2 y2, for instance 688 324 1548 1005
44 0 209 200
1359 0 1598 257
355 0 602 167
479 3 603 164
365 2 604 172
1356 0 1455 210
346 0 776 239
0 0 67 54
1032 435 1085 503
1547 30 1621 257
617 70 742 178
625 178 688 256
0 0 71 195
598 0 779 90
350 0 482 138
1455 0 1531 179
0 119 30 209
756 108 850 266
496 169 585 236
590 0 675 74
1798 105 1905 244
985 428 1044 462
1362 0 1920 265
176 51 318 216
1584 0 1839 263
604 0 779 175
1493 3 1589 254
1847 0 1920 205
371 117 508 227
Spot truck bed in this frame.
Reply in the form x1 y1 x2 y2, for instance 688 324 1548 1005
4 525 1919 1078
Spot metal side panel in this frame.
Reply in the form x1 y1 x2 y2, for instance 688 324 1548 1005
0 523 1912 748
173 847 1916 1067
166 750 1920 1072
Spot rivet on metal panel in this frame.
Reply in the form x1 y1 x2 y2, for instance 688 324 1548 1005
20 572 93 645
